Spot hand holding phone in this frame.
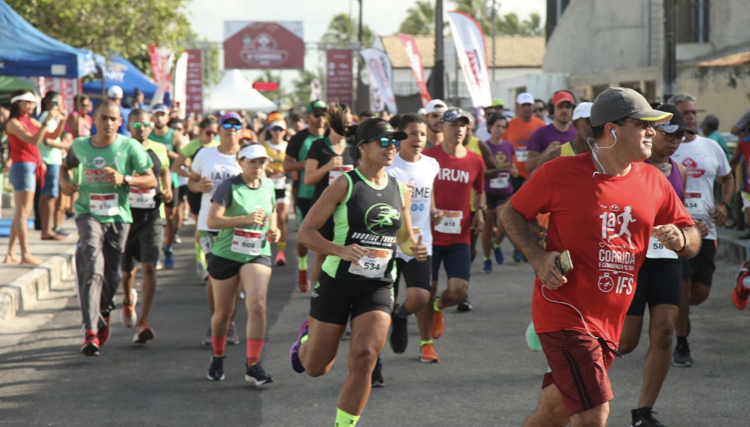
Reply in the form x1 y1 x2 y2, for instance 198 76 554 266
555 250 573 276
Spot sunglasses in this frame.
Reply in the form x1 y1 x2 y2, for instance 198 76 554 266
656 129 686 142
271 127 284 132
204 130 217 136
222 123 243 130
618 118 653 130
534 108 545 112
131 122 152 129
376 137 400 148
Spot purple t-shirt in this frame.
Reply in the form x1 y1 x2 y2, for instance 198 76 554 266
527 124 577 154
485 140 515 196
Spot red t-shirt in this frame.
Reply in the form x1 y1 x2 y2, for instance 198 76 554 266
424 145 485 246
8 116 42 164
511 153 694 343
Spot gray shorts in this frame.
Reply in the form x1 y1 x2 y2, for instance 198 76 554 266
121 218 166 271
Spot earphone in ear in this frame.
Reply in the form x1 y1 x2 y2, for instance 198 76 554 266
610 129 617 139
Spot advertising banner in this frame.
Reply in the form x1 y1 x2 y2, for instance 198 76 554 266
326 50 353 108
398 34 431 106
360 48 397 114
447 11 492 109
224 21 304 69
185 49 203 115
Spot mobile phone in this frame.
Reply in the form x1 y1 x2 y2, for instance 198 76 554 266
555 250 573 276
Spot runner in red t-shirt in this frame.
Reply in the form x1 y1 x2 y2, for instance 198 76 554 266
418 108 485 363
502 87 700 427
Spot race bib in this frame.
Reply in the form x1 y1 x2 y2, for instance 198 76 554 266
489 172 510 189
435 210 463 234
348 248 393 279
646 236 678 259
516 148 529 162
128 188 156 209
685 196 705 217
271 177 287 190
231 229 264 256
90 193 119 216
329 165 354 185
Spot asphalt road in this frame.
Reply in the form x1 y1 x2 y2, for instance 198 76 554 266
0 225 747 427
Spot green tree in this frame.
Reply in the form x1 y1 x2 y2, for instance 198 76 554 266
288 68 325 108
398 0 434 36
6 0 194 70
323 13 376 48
253 70 282 105
449 0 544 36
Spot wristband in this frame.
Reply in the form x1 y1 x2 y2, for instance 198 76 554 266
721 201 731 211
677 227 687 252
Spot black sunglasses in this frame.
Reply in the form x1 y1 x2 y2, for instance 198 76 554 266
271 126 284 132
617 118 653 130
534 108 545 112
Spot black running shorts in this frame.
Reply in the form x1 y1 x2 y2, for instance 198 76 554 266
309 272 394 325
187 189 202 216
682 239 716 287
207 254 272 281
394 257 432 292
486 193 511 209
432 243 471 281
627 257 682 316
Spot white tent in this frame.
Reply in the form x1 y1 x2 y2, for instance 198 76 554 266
205 69 277 112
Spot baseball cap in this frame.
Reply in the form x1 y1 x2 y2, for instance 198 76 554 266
492 98 505 107
219 112 242 124
268 112 284 122
441 108 471 123
355 119 407 146
151 104 169 114
107 85 124 99
238 143 272 161
572 102 593 121
654 104 695 135
551 91 575 106
239 129 255 140
306 100 327 114
425 99 447 114
417 107 427 115
269 120 287 130
516 93 534 105
590 87 672 128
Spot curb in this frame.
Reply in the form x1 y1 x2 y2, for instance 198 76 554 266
717 236 749 265
0 245 77 325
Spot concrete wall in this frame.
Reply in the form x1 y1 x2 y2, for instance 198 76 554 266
709 1 750 53
676 65 750 133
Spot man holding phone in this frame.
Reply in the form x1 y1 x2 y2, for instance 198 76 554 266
501 87 700 427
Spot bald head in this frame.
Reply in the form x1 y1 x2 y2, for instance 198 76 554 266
95 99 121 117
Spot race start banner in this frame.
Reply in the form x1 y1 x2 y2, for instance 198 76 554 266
326 50 353 109
398 34 431 107
224 22 304 70
447 11 492 109
360 48 397 114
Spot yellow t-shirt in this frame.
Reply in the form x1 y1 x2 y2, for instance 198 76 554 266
264 141 287 174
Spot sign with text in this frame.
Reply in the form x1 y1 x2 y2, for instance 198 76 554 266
253 82 279 91
224 22 304 70
325 50 353 108
185 49 203 115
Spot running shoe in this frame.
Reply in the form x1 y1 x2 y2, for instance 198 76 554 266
120 289 138 328
431 303 444 339
297 270 309 292
207 356 225 381
419 343 439 363
81 331 100 356
275 251 287 266
164 251 175 269
156 260 164 271
389 305 408 354
98 314 111 346
53 227 70 237
227 322 240 345
290 320 309 373
133 323 154 344
672 343 693 367
457 295 473 312
732 268 750 310
493 245 504 265
482 259 492 274
371 356 384 388
174 234 182 244
239 291 246 300
245 362 273 386
202 325 212 346
630 409 666 427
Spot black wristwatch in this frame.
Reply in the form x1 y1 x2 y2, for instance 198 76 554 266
721 201 731 210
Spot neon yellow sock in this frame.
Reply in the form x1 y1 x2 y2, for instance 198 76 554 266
492 242 500 249
298 254 308 271
433 297 442 312
195 241 204 263
335 408 360 427
484 256 491 261
420 340 433 346
278 241 286 253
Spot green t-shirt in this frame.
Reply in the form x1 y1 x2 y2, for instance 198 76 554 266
38 112 63 165
65 135 153 223
182 137 220 160
148 128 179 188
210 175 276 263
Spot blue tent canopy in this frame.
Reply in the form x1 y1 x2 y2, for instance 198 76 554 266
83 56 170 105
0 0 100 78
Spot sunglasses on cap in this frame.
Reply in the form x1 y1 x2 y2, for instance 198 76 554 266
131 122 152 129
222 122 243 130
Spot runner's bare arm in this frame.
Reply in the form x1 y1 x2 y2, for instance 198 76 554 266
159 166 173 203
712 173 734 226
59 164 79 196
304 156 341 186
298 175 365 262
478 140 500 178
471 192 486 232
268 207 280 243
283 156 305 173
729 147 742 173
5 117 49 146
654 224 701 257
396 184 426 259
534 146 562 173
172 153 190 178
501 201 566 289
206 202 264 230
103 167 157 189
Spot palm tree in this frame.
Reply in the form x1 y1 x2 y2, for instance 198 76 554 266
449 0 545 36
451 0 494 34
323 13 376 47
398 0 434 35
521 12 544 36
289 68 326 107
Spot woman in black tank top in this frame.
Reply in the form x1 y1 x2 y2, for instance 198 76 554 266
292 119 428 426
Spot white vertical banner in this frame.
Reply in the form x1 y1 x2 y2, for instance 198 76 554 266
360 48 397 114
173 51 189 119
149 46 175 109
447 11 492 109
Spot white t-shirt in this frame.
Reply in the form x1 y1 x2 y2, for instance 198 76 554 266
191 146 243 231
386 152 440 260
475 124 491 143
671 135 731 240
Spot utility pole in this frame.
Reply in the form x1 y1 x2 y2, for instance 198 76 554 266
433 0 445 99
355 0 368 113
663 0 677 101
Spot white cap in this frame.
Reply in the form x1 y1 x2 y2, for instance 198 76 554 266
425 99 447 114
417 107 427 115
107 85 124 99
238 143 272 161
516 92 534 105
572 102 593 121
269 120 287 130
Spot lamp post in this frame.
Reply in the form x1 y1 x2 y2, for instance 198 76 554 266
433 0 445 99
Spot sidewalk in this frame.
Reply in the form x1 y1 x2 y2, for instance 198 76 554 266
0 206 78 326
